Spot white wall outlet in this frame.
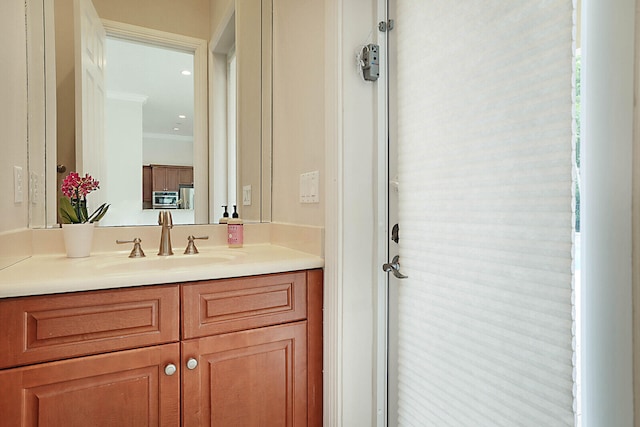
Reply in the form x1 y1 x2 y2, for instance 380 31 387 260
299 171 320 204
242 185 252 206
13 166 23 204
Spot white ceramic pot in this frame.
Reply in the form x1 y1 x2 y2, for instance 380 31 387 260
62 222 95 258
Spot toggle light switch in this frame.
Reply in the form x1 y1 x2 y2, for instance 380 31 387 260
243 185 252 206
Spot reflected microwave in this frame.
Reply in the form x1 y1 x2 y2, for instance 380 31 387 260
152 191 179 209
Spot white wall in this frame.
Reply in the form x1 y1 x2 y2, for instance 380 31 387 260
102 97 144 226
143 136 193 166
0 1 29 233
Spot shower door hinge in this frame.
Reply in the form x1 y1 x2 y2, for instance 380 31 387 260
378 19 394 32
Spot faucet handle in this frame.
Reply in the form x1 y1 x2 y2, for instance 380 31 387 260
184 235 209 255
116 238 146 258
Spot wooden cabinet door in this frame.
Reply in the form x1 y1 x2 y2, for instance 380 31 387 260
182 322 307 427
0 343 181 427
143 165 152 203
179 167 193 186
152 166 168 191
165 167 180 192
150 165 192 192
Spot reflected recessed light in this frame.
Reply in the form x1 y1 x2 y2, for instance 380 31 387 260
181 70 192 76
173 127 180 131
178 115 186 119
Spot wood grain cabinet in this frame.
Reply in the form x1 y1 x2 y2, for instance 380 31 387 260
147 164 194 192
0 344 181 426
0 270 323 426
181 271 323 426
143 165 152 206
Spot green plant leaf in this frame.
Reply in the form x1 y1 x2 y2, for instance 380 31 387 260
80 201 89 223
88 203 110 223
58 197 80 223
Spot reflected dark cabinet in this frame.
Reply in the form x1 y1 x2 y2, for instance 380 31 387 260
179 167 194 188
142 165 194 205
152 166 179 192
142 165 152 207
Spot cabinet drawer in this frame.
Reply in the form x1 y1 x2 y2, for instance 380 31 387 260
0 285 180 369
182 272 307 339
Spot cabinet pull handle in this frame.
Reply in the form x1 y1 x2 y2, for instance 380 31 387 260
186 358 198 370
164 363 177 376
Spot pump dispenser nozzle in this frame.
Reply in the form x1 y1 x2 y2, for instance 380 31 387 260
232 205 239 218
219 205 229 224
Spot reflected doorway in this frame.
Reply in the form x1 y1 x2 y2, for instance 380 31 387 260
103 36 196 226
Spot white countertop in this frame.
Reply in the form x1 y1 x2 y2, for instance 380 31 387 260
0 244 324 298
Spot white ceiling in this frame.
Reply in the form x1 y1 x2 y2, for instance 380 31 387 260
104 36 194 138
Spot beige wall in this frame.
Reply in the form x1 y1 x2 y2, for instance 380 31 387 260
271 0 325 226
93 0 210 39
0 1 29 233
212 0 325 227
210 0 233 39
54 0 210 178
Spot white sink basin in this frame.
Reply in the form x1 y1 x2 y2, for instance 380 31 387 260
94 249 246 271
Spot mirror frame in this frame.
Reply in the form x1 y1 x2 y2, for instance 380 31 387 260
26 0 273 228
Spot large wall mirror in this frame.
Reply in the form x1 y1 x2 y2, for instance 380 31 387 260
26 0 272 228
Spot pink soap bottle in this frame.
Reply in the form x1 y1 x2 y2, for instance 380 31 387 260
227 205 243 248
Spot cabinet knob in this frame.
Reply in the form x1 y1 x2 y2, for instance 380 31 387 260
186 358 198 370
164 363 177 376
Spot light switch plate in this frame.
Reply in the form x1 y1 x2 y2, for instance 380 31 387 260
242 185 252 206
299 171 320 204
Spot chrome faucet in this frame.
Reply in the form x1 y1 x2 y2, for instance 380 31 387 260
158 211 174 256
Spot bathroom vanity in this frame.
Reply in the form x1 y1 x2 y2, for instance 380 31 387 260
0 245 323 426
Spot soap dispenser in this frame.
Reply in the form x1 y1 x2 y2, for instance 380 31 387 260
219 205 229 224
227 205 243 248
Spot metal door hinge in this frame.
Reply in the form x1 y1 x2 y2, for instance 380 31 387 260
378 19 394 32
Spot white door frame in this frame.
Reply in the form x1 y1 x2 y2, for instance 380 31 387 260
323 0 389 425
374 0 390 424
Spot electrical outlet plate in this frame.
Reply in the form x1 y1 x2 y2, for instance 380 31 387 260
14 166 23 204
